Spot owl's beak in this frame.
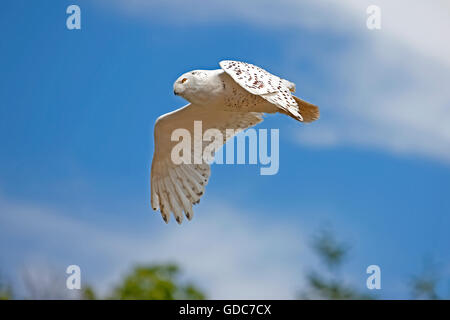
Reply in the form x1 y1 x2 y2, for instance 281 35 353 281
173 90 179 96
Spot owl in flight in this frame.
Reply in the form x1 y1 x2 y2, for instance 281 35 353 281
151 60 319 224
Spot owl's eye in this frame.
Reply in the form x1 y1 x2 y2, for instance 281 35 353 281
181 78 188 84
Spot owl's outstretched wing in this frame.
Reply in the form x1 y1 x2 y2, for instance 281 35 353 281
219 60 319 122
151 103 263 224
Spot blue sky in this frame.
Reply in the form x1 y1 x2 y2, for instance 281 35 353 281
0 0 449 299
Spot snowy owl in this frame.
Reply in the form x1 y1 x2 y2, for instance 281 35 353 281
151 60 319 224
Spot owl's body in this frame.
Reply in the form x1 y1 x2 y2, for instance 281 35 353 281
219 71 280 114
152 60 320 224
179 69 279 114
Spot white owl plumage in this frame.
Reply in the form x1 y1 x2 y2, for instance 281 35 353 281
151 60 319 224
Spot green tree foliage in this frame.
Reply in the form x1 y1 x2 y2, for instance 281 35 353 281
411 275 439 300
0 274 12 300
299 229 373 300
410 258 442 300
81 285 97 300
0 288 12 300
108 263 205 300
0 290 11 300
312 230 349 270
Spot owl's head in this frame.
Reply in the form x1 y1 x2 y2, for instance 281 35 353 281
173 70 216 104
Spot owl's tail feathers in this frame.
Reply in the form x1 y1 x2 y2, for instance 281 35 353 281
293 96 320 123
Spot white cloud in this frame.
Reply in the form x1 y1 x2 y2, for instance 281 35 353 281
291 1 450 163
99 0 450 164
101 0 450 67
296 37 450 162
0 196 311 299
333 0 450 67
